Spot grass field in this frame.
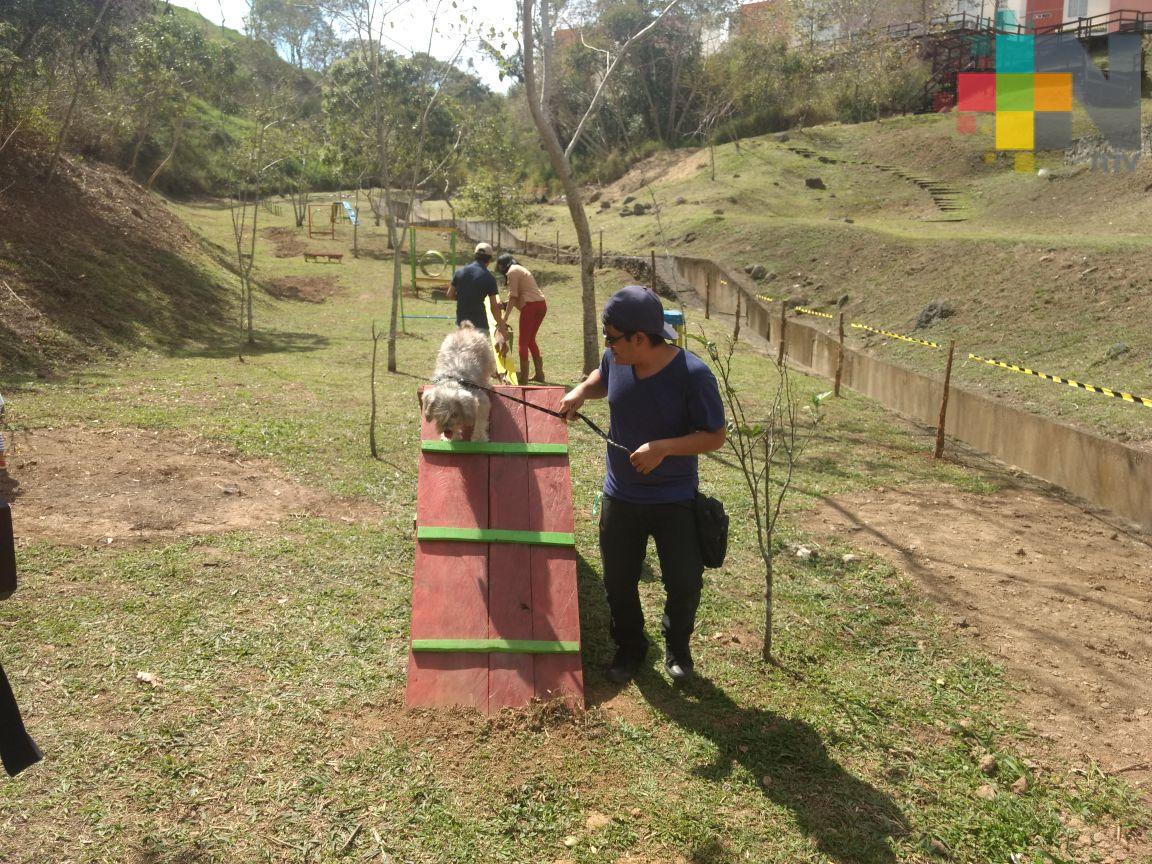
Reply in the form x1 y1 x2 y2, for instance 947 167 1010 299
0 197 1147 863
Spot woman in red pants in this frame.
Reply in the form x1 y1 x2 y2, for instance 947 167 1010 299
496 254 548 383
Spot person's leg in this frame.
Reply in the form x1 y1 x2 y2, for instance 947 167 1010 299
650 500 704 678
520 301 547 381
599 496 651 679
518 318 531 376
0 663 42 777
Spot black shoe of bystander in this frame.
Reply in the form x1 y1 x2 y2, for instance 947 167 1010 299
606 644 649 684
664 644 695 682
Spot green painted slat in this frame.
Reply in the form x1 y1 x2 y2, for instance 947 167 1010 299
411 639 580 655
417 527 575 547
421 441 569 456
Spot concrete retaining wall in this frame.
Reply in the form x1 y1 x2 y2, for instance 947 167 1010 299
437 217 1152 531
665 256 1152 532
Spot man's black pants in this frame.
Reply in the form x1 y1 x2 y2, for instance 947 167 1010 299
599 495 703 656
0 663 42 777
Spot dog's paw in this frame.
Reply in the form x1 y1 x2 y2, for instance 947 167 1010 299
471 429 489 442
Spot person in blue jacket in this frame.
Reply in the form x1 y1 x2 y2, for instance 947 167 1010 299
560 286 726 683
447 242 508 349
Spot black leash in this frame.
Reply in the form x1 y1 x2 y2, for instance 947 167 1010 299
434 376 631 453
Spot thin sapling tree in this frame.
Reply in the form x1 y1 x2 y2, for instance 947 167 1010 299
695 333 828 660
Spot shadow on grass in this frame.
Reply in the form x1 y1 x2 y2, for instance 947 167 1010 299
0 471 21 502
635 673 908 864
172 329 331 359
572 552 906 863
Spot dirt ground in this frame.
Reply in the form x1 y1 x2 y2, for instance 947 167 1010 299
600 147 705 199
816 482 1152 800
262 226 309 258
264 275 342 303
0 427 378 546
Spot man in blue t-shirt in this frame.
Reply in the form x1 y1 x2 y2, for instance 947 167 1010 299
560 286 725 684
448 242 508 345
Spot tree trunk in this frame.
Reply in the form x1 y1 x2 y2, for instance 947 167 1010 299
145 117 183 190
45 64 85 186
369 320 380 457
762 431 774 661
128 112 154 179
45 0 113 186
246 194 258 346
762 554 773 661
522 0 599 374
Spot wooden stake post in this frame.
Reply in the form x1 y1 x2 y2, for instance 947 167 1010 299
650 250 656 293
934 340 956 459
834 312 845 397
705 274 711 320
599 230 603 269
777 304 787 365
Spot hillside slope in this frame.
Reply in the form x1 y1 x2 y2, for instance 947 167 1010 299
537 112 1152 447
0 146 234 376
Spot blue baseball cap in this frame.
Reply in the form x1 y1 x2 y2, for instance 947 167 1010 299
602 285 678 341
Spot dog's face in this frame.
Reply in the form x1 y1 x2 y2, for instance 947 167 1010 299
422 385 477 440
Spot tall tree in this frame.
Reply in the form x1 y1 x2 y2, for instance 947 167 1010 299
123 12 222 186
521 0 685 374
456 114 533 251
248 0 337 71
323 0 467 372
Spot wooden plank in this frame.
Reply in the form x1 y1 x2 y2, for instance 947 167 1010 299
417 410 488 530
412 639 579 653
525 388 584 708
487 387 534 711
530 546 583 708
406 540 489 710
408 409 490 711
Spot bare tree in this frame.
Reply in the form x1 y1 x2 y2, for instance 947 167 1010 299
697 335 827 660
521 0 684 374
45 0 114 186
230 115 283 346
325 0 465 373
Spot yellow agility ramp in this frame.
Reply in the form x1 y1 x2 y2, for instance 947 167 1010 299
487 302 519 385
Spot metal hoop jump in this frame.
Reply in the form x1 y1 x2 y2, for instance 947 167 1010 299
419 249 448 279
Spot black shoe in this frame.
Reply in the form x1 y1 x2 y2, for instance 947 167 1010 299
606 645 648 684
664 645 694 682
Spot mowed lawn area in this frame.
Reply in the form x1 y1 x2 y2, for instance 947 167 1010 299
0 199 1146 864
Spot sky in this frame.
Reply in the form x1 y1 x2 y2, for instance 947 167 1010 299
167 0 523 91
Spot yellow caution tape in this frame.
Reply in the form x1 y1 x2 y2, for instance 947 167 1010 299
744 289 1149 411
968 354 1152 408
795 306 834 320
851 322 941 349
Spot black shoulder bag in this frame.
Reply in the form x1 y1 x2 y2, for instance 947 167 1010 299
695 491 729 569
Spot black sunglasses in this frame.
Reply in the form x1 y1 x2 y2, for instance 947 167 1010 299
603 330 634 345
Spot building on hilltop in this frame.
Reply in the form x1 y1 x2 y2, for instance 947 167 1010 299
731 1 988 44
990 1 1152 33
730 1 1152 43
732 0 793 39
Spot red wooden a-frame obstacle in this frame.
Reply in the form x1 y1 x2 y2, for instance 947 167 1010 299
406 386 584 712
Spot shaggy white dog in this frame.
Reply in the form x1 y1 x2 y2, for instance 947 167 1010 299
422 322 498 442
